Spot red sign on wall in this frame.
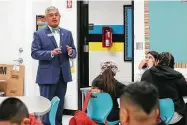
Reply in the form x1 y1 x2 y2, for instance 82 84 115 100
67 0 72 8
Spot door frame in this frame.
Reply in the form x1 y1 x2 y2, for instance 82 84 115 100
77 1 89 110
77 0 135 110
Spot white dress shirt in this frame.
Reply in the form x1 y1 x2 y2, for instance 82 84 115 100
48 25 60 58
48 25 60 47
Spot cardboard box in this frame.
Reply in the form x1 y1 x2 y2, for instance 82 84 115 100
0 64 24 96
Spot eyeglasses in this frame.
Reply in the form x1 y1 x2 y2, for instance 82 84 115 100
48 13 60 18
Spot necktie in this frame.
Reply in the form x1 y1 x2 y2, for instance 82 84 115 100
52 28 60 33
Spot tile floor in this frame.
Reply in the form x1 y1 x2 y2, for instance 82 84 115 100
62 115 72 125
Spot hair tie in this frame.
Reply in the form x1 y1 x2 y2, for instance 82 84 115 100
100 61 119 74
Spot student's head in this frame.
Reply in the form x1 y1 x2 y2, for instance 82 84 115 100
120 81 159 125
45 6 61 28
0 97 30 125
92 61 119 96
158 52 175 69
100 61 119 76
145 51 159 68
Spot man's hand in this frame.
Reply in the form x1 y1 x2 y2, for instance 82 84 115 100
66 45 73 56
51 48 62 55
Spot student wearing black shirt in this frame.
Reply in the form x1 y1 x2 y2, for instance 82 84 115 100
141 52 187 125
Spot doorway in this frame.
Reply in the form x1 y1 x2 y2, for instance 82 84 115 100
77 1 134 110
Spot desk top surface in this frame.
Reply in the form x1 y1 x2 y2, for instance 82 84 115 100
0 96 51 116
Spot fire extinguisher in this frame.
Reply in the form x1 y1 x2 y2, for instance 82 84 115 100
102 27 112 48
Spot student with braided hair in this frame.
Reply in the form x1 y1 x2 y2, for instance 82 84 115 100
91 61 125 123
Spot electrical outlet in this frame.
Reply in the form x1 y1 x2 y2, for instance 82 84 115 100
136 42 143 50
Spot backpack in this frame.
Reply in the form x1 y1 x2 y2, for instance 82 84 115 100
69 91 97 125
29 114 44 125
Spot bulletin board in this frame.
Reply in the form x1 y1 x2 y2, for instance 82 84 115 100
145 1 187 68
36 15 47 31
124 5 132 61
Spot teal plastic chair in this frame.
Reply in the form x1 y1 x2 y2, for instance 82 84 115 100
49 96 60 125
159 98 174 125
86 92 120 125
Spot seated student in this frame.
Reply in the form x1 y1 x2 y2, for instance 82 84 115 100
120 81 165 125
141 52 187 125
135 51 159 81
91 61 125 123
0 97 43 125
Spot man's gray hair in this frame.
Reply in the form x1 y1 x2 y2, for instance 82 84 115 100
45 6 59 15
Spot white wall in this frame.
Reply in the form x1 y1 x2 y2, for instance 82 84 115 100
0 0 34 96
0 0 53 96
89 1 131 25
89 1 132 85
88 0 148 82
0 0 78 110
134 0 145 77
